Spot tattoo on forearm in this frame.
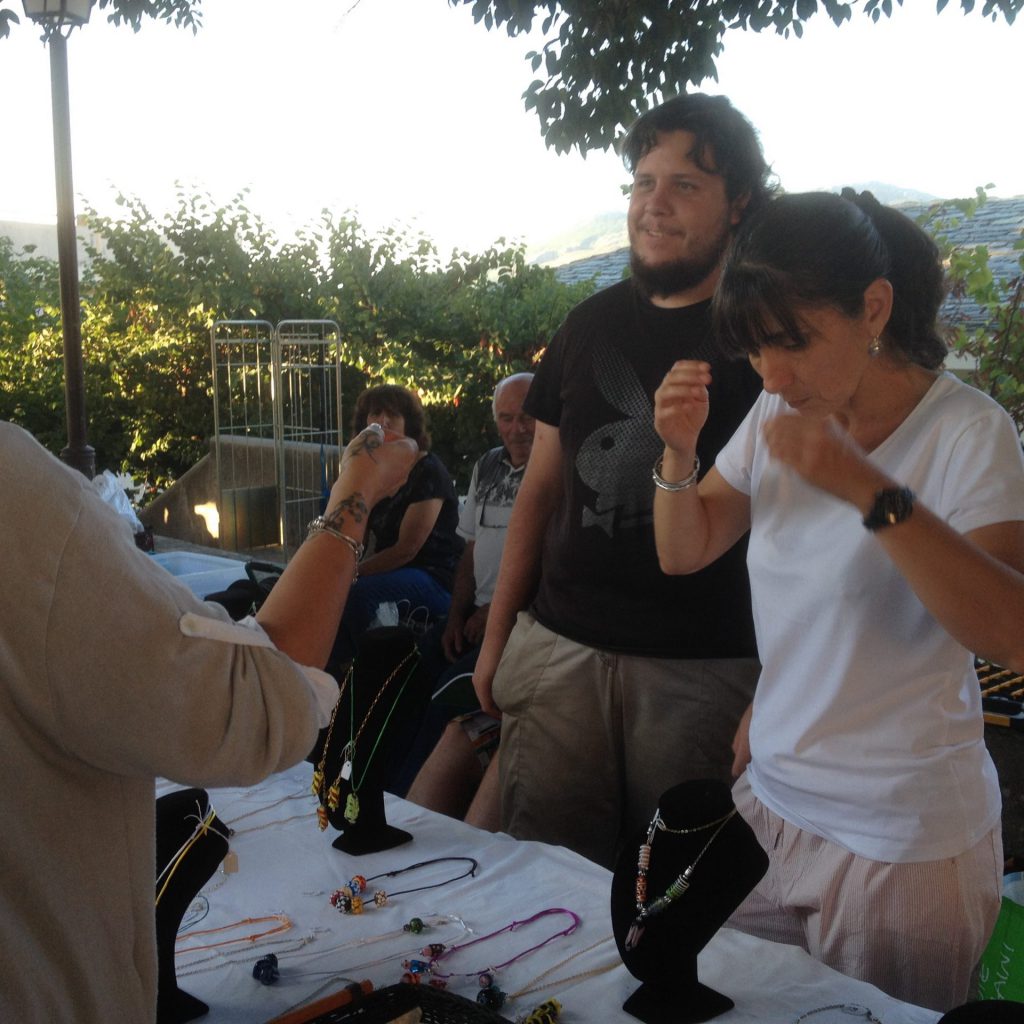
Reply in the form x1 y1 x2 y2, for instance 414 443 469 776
324 492 368 528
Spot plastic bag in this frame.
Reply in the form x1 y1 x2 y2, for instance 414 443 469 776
92 470 144 536
369 601 400 629
977 873 1024 1001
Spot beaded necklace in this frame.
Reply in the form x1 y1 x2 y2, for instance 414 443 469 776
398 908 580 1009
625 807 737 951
328 856 479 913
425 908 580 979
311 666 353 826
311 648 418 827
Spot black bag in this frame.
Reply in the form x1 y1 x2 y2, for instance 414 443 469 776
203 560 283 620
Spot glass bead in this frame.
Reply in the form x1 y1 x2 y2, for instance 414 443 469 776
404 917 425 934
350 895 364 914
349 875 366 893
373 890 387 906
344 792 360 823
477 986 506 1009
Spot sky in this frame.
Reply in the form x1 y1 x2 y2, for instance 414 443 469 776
1 0 1021 257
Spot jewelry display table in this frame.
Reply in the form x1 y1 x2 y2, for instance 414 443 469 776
161 765 942 1024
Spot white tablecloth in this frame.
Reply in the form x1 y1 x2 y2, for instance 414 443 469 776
159 765 942 1024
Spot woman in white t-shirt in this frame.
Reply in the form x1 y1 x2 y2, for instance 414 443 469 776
652 190 1024 1012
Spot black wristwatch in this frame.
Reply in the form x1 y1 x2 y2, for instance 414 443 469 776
862 487 915 531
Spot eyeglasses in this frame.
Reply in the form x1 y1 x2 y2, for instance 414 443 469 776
478 478 518 529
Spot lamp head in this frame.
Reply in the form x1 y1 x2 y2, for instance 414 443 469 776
22 0 92 39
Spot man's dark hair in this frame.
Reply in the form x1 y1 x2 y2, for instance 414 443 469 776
351 384 430 450
621 93 775 218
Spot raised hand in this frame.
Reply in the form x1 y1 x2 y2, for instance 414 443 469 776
337 424 418 511
761 413 887 506
654 360 712 456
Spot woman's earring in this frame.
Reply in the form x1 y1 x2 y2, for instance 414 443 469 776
868 336 883 357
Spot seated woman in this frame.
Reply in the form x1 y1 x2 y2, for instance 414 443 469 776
652 190 1024 1012
327 385 463 673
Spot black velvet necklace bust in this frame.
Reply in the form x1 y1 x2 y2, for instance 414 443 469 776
610 779 768 1024
155 787 230 1024
309 627 429 855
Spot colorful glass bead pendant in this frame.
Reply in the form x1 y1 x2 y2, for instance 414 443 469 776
316 805 329 831
311 768 324 796
523 998 563 1023
373 890 388 907
404 917 425 934
344 792 360 823
327 783 341 812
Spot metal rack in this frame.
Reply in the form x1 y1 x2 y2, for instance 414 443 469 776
274 320 344 557
210 320 342 560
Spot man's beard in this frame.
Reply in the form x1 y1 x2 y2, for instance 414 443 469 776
628 222 732 300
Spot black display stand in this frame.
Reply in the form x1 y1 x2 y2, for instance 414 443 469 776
610 780 768 1024
939 1002 1024 1023
310 627 428 855
155 788 230 1024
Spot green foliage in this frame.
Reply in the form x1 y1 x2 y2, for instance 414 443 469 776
920 190 1024 433
0 0 200 41
1 190 593 492
450 0 1021 153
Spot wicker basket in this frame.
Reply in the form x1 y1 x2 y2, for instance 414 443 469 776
288 982 512 1024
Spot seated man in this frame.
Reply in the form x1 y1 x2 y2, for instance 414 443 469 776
394 372 535 824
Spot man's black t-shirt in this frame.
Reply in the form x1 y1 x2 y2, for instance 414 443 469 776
525 278 761 658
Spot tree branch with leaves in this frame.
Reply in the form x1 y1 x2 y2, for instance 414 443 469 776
0 0 201 41
450 0 1020 153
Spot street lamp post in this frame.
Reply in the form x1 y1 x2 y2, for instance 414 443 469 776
23 0 96 478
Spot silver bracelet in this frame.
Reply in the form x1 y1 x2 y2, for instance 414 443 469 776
652 454 700 492
306 516 364 580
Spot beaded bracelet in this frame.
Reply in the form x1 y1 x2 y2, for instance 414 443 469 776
652 454 700 492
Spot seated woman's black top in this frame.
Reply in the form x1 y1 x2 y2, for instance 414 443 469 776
366 452 463 590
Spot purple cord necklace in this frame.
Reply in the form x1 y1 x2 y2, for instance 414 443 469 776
427 908 581 978
401 908 581 1009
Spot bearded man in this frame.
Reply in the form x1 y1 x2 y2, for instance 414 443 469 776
472 93 774 867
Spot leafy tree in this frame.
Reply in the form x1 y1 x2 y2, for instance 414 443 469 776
1 190 593 491
0 0 200 41
450 0 1021 153
922 192 1024 433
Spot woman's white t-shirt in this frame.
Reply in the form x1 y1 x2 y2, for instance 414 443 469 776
715 373 1024 861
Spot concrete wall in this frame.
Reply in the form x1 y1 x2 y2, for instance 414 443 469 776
140 435 341 557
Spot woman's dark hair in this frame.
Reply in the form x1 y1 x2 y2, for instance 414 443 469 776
621 93 776 218
713 190 948 370
351 384 430 451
